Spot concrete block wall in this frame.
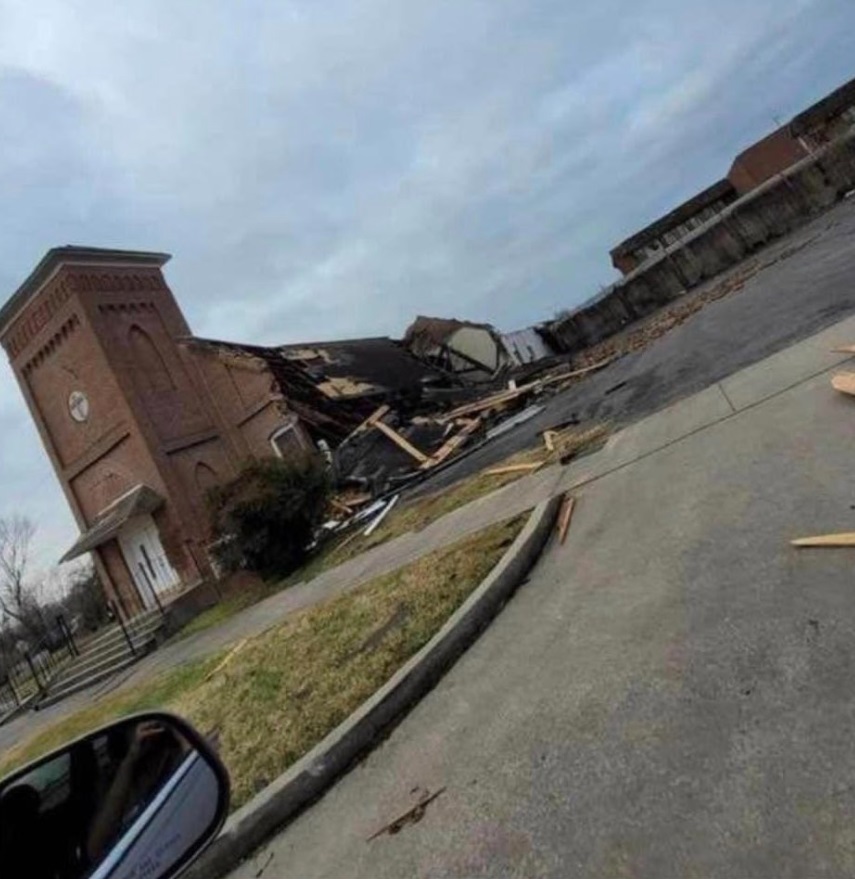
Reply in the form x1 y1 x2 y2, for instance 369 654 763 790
548 132 855 354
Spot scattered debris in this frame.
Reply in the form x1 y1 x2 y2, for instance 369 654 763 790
367 787 447 841
557 495 576 545
831 372 855 396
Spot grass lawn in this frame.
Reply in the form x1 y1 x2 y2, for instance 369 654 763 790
0 514 527 809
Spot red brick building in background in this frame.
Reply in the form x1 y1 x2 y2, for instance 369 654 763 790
0 247 301 617
610 74 855 274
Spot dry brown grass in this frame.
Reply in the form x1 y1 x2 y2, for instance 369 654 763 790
0 515 527 809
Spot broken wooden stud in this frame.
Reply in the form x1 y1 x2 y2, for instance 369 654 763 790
792 532 855 547
832 372 855 397
557 495 576 545
483 462 544 476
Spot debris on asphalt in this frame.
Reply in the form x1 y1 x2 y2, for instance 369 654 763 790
831 372 855 395
366 786 447 841
557 495 576 545
792 532 855 547
327 361 614 512
253 851 275 878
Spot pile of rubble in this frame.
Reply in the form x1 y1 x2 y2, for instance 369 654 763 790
327 355 614 526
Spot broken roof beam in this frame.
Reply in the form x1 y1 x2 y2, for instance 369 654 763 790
340 404 391 445
374 420 431 464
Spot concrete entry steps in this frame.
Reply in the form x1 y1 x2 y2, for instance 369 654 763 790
36 608 165 709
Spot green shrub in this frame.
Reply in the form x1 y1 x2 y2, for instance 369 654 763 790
207 456 331 578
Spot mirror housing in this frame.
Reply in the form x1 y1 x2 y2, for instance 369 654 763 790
0 712 229 879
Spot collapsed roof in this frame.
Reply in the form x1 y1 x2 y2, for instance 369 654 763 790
183 335 449 444
402 315 498 357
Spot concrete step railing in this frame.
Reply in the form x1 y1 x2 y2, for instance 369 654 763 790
36 609 166 709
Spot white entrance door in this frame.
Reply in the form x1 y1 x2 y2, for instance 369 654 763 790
118 515 181 609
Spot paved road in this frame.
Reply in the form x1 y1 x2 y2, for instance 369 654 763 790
418 196 855 495
228 312 855 878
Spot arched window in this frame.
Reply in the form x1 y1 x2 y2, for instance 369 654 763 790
269 416 309 459
128 325 175 394
194 462 219 492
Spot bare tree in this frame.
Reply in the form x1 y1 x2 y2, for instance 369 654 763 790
0 515 45 639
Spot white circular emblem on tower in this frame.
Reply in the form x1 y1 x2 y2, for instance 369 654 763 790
68 390 90 423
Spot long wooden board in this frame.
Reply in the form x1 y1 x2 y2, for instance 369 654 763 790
792 532 855 547
438 356 617 423
341 404 391 444
374 420 431 464
831 372 855 396
483 462 543 476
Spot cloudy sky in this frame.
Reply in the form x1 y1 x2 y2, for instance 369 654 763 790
1 0 854 571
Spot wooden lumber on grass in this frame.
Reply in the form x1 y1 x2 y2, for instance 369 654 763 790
483 462 544 476
792 532 855 547
832 346 855 354
374 420 431 464
557 495 576 545
831 372 855 396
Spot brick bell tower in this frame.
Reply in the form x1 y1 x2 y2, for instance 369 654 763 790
0 247 244 618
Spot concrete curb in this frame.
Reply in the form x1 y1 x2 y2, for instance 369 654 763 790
186 495 562 879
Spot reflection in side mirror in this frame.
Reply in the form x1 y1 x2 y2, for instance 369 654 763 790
0 712 229 879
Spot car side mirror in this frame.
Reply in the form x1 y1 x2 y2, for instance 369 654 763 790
0 712 229 879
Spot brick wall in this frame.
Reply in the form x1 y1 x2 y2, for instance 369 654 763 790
728 127 809 195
